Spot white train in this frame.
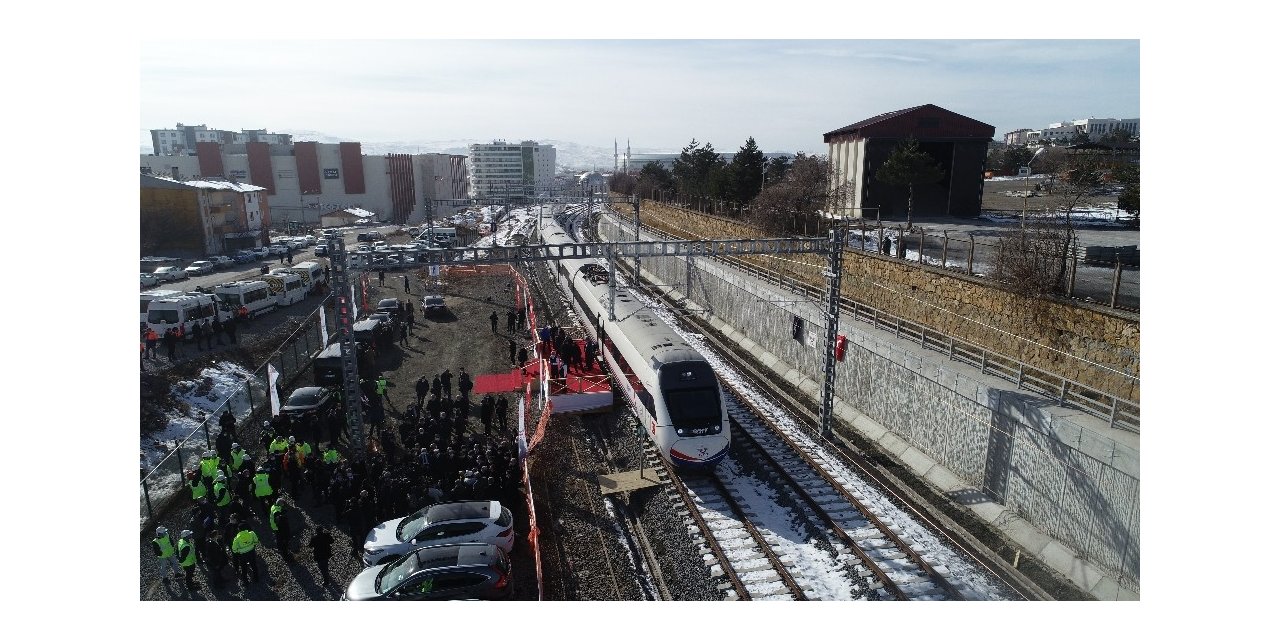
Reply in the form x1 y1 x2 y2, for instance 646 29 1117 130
540 217 730 470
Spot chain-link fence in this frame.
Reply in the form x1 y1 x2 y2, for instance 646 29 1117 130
139 298 331 530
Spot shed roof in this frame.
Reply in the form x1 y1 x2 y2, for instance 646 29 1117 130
823 104 995 142
140 173 266 193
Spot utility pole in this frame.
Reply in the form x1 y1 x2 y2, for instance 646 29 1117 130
327 235 365 458
820 219 847 438
633 195 641 276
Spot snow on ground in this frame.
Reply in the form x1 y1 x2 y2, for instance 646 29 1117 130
141 361 259 473
621 277 1015 600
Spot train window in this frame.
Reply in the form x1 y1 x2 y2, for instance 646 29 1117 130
663 388 721 429
638 389 656 418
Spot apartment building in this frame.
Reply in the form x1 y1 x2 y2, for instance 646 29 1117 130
467 140 556 198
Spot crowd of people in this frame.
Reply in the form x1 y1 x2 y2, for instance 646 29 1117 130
141 305 252 369
155 364 526 596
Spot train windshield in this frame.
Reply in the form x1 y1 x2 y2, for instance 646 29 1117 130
662 387 721 429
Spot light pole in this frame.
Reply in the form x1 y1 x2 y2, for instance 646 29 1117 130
1019 164 1031 228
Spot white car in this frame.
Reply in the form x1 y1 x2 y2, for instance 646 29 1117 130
209 255 234 268
267 244 288 256
250 246 270 258
362 500 515 567
153 266 187 282
185 260 215 275
140 273 159 288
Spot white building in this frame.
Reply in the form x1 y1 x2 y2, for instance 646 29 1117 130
1010 117 1140 146
467 140 556 198
149 123 294 156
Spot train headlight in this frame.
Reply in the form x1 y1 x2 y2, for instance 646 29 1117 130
675 428 686 436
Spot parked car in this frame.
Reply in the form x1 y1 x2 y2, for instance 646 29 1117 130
267 244 288 256
185 260 215 275
209 255 234 268
153 266 188 282
421 294 446 316
140 273 160 288
362 501 515 567
249 246 270 258
313 244 328 257
279 386 337 419
376 298 403 323
343 543 512 601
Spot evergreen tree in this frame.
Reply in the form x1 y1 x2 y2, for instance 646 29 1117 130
672 139 725 213
724 137 767 215
637 161 675 201
875 138 945 229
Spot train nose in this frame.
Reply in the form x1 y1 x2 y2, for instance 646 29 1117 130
669 435 730 466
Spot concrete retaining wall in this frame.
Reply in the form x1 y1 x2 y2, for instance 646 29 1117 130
600 214 1140 598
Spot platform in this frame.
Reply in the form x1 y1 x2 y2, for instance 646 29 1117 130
596 468 665 495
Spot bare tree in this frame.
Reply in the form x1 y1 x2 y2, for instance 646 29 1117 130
747 153 852 235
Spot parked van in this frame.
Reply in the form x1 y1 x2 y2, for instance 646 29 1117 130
288 261 325 293
146 293 234 337
213 280 275 317
431 227 457 247
261 271 306 306
141 289 185 327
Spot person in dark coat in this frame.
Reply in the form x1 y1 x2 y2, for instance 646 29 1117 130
192 320 205 351
219 409 237 440
225 315 238 344
415 376 428 409
211 316 225 346
202 531 229 589
431 375 442 398
458 368 472 407
495 395 509 432
489 310 499 334
517 347 528 373
440 368 453 400
309 526 335 586
200 318 213 350
506 309 516 332
480 395 495 435
215 429 233 462
509 338 517 365
163 328 178 360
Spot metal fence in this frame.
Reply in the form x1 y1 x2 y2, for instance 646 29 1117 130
606 212 1139 433
139 298 331 531
845 222 1140 312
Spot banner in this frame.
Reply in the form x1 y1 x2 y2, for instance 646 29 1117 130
517 383 528 460
350 284 357 317
267 363 281 417
319 306 329 345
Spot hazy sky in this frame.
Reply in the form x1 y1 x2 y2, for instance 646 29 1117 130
140 39 1138 155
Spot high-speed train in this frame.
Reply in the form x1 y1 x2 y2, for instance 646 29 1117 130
540 216 730 470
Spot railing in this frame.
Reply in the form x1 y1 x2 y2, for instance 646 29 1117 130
139 297 331 530
604 212 1140 434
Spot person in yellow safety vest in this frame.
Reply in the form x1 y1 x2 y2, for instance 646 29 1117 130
229 443 247 472
186 470 207 501
269 435 289 455
230 522 261 583
199 450 221 481
292 440 312 468
269 497 294 557
177 530 201 590
152 526 181 581
322 447 341 465
213 471 232 508
252 467 275 511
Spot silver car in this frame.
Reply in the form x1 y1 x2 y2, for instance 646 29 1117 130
362 500 515 566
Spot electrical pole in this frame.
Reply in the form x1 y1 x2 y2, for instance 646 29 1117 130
327 235 365 458
820 220 847 438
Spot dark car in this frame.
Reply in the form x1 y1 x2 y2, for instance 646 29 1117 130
343 543 512 601
280 386 336 418
421 294 446 316
376 298 403 323
313 342 374 386
313 244 328 257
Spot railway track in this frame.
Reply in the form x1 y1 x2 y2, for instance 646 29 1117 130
617 268 1038 601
